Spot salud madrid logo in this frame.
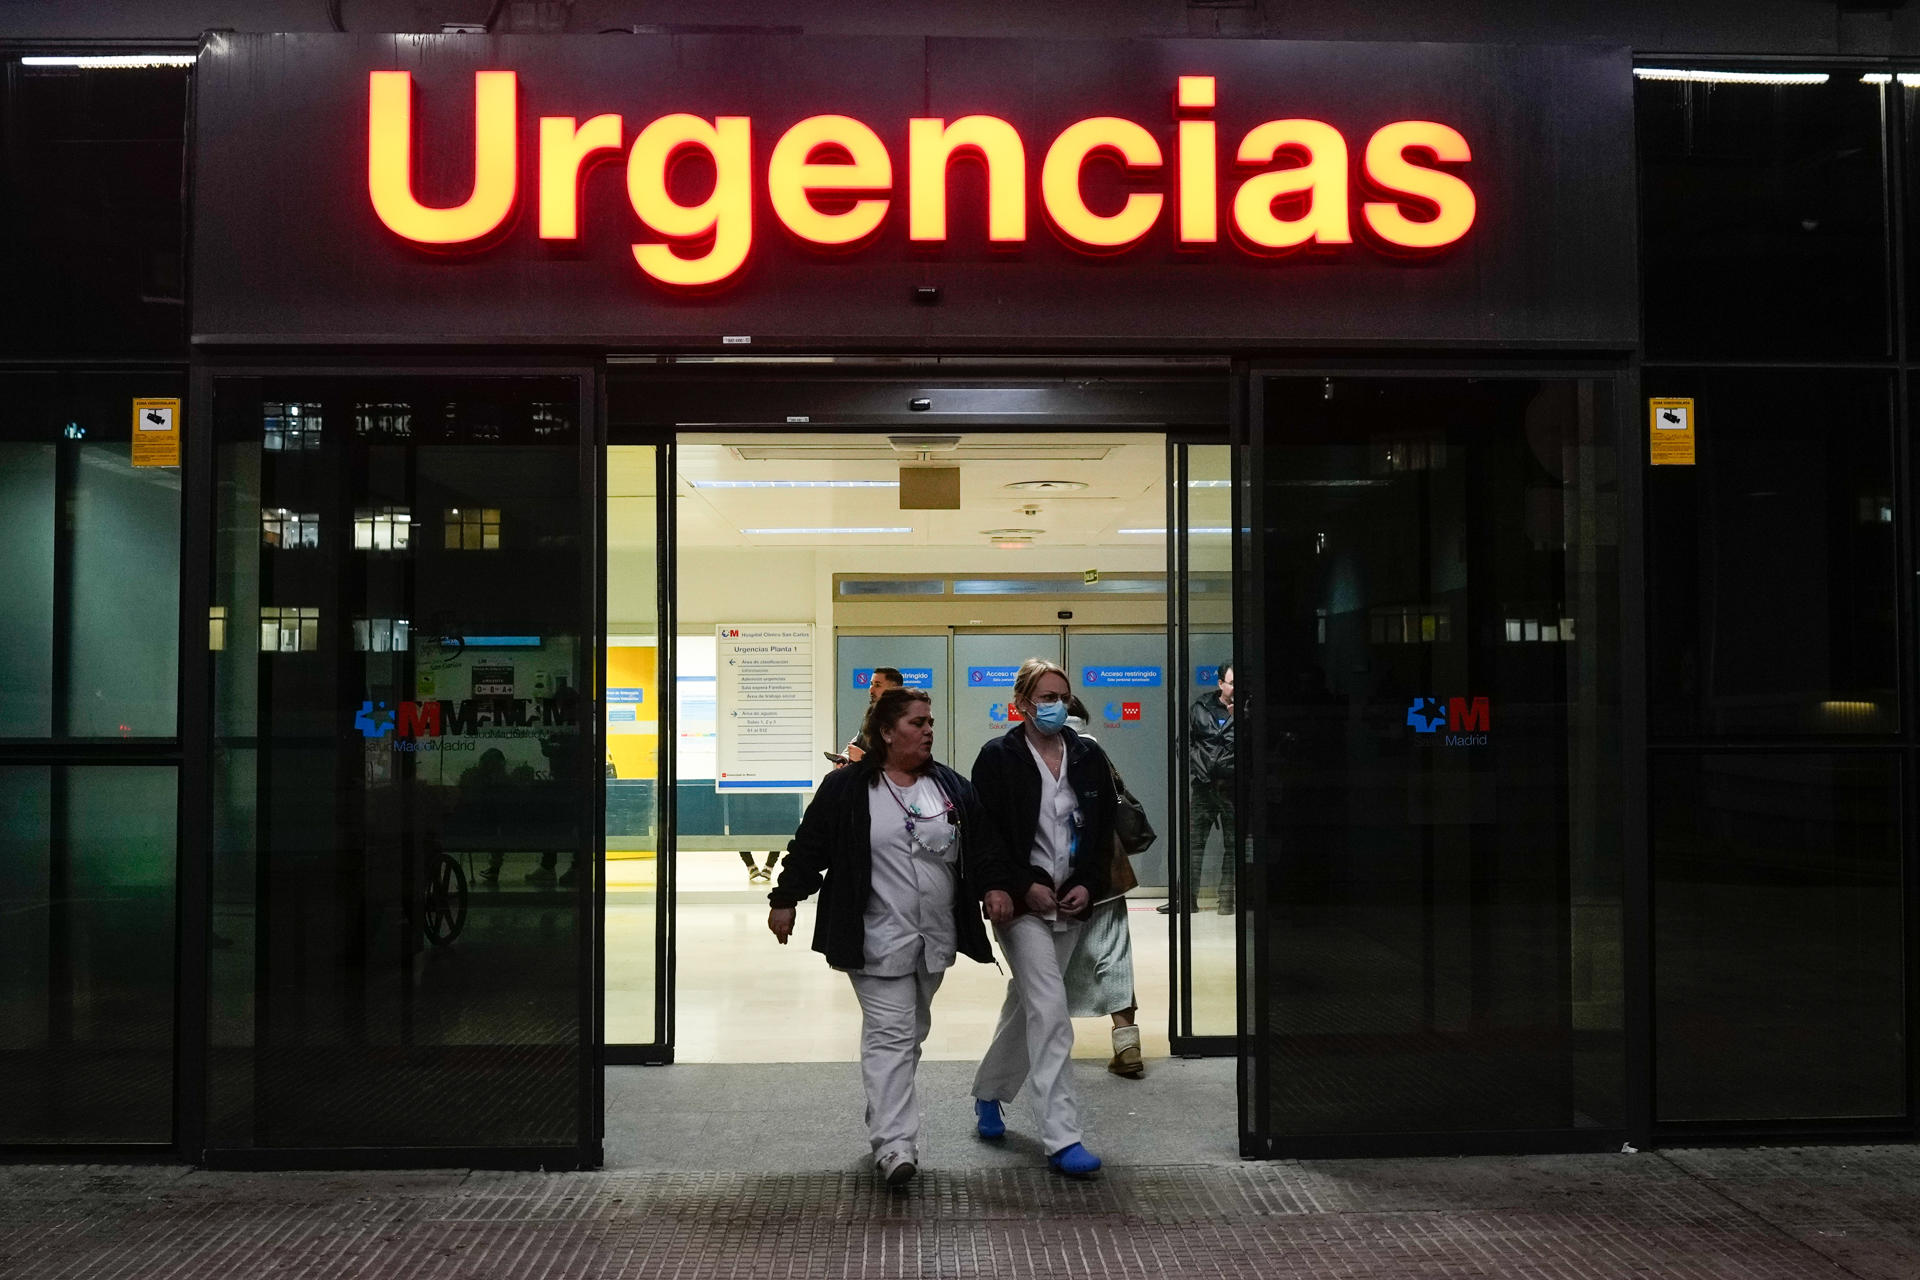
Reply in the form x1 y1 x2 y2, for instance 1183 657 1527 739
1406 695 1491 747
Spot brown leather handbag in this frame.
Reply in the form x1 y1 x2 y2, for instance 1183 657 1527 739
1105 758 1150 896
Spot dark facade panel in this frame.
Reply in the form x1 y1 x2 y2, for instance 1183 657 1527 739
190 34 1637 350
0 1 1913 56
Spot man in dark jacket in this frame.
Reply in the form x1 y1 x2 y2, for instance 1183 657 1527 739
1169 660 1235 915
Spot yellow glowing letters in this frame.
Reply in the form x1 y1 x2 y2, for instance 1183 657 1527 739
1362 120 1477 250
1232 119 1352 250
768 115 893 245
626 114 752 287
368 69 518 244
366 71 1481 283
908 116 1027 243
1041 118 1164 249
538 114 623 240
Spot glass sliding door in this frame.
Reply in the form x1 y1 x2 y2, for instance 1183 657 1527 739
1171 442 1239 1047
206 370 599 1163
1244 373 1625 1153
606 445 670 1057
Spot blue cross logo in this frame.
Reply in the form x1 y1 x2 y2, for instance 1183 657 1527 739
1405 697 1447 734
354 700 395 738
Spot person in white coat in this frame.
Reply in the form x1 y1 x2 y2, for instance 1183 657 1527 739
966 658 1118 1177
768 687 1018 1188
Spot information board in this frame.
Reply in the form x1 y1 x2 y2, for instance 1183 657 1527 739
716 624 816 793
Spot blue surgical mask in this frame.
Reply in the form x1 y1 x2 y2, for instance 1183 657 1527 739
1029 701 1070 735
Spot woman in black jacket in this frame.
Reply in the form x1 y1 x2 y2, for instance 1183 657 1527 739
967 658 1117 1177
768 686 1017 1188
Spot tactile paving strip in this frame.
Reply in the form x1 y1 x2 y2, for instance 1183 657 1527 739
3 1151 1917 1279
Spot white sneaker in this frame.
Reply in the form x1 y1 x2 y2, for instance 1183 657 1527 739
876 1149 917 1188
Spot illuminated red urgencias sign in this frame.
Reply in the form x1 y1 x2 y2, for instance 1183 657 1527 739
367 71 1476 288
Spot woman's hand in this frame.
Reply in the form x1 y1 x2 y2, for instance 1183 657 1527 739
1024 882 1057 915
1058 885 1090 917
768 906 796 944
983 890 1013 923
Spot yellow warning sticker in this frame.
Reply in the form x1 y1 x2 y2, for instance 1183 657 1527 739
132 397 182 467
1649 397 1695 466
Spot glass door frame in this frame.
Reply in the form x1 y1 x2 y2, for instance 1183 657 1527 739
1237 358 1647 1160
184 357 605 1170
603 361 1233 1068
601 427 676 1065
1167 431 1242 1060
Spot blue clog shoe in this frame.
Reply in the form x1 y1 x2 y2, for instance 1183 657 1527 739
1048 1142 1102 1176
974 1098 1005 1140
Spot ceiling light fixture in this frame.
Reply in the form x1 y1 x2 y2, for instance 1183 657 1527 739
981 527 1045 537
21 54 197 68
741 526 913 534
692 479 898 488
1633 68 1829 85
1861 73 1920 86
1004 480 1089 492
1118 526 1231 535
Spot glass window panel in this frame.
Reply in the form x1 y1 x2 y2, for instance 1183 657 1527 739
1 371 183 740
210 374 588 1153
0 442 56 736
0 63 189 357
1654 753 1903 1121
1182 444 1237 1039
1254 376 1624 1139
0 765 176 1144
1647 371 1896 736
1637 74 1890 360
68 443 179 736
607 450 661 1049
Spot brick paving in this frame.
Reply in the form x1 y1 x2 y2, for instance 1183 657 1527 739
3 1146 1918 1278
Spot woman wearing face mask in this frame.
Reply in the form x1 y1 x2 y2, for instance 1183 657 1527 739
966 658 1116 1177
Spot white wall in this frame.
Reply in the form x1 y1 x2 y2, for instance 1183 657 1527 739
625 541 1170 779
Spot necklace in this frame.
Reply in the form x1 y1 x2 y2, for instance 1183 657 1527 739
881 774 956 855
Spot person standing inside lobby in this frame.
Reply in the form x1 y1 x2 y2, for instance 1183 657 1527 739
840 666 903 765
1164 660 1235 916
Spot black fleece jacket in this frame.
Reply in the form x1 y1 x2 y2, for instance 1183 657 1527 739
969 725 1116 908
768 759 1020 972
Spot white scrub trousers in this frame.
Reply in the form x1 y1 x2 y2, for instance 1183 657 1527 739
847 967 945 1163
971 913 1085 1155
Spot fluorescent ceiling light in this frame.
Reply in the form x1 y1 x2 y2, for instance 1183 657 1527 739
741 526 914 534
1860 73 1920 86
1633 68 1829 85
1186 480 1232 488
21 54 196 68
692 479 898 488
1118 527 1231 535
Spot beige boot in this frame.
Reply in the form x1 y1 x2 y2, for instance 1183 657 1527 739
1108 1023 1144 1078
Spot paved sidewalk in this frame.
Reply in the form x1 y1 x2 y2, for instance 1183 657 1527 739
5 1142 1920 1279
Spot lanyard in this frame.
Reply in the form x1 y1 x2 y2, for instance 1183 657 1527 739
881 773 955 845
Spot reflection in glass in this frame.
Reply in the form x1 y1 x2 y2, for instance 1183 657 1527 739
0 442 56 737
0 766 176 1143
1638 75 1889 359
210 375 589 1152
1646 370 1896 736
1654 754 1902 1121
1256 377 1623 1139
